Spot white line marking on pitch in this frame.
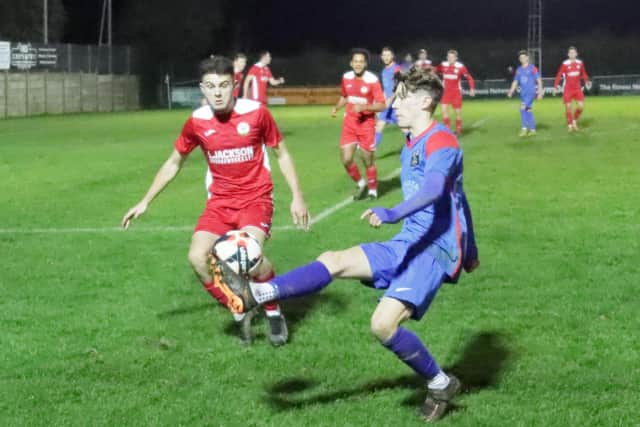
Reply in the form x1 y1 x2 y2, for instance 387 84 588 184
0 168 402 235
471 117 489 129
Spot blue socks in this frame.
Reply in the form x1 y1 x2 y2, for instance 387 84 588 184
271 261 333 299
383 327 441 380
521 108 536 130
527 110 536 130
520 108 527 128
375 131 383 147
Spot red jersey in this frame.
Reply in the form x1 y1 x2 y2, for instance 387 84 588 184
233 71 244 98
554 59 589 92
246 63 273 104
174 99 282 208
435 61 476 94
340 70 385 125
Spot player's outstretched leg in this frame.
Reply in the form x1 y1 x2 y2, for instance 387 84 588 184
371 297 461 422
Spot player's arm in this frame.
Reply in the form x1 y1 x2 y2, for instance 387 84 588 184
536 77 544 100
243 74 255 99
269 76 285 86
463 66 476 96
507 79 518 97
122 149 187 229
270 141 310 230
553 65 564 95
331 96 347 117
582 65 592 90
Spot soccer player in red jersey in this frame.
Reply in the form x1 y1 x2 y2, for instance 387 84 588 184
415 48 432 70
553 46 592 132
435 50 476 135
243 51 285 105
122 57 310 346
232 53 247 98
331 48 386 200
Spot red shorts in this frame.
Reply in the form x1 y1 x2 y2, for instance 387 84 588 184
194 197 274 237
441 91 462 109
563 89 585 103
340 118 376 152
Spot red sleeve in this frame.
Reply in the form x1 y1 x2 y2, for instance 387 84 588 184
340 78 347 97
260 107 283 148
434 64 443 74
581 64 590 82
425 130 459 157
247 65 258 77
554 64 565 87
462 66 475 90
372 81 385 104
173 118 199 155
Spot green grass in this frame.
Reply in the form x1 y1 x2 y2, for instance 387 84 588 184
1 97 639 426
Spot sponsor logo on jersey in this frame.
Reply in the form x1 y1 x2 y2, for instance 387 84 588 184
207 146 254 164
360 86 369 94
411 151 420 166
237 122 251 136
347 95 367 104
204 129 216 137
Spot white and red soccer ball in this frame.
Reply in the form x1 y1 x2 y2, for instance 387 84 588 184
213 230 263 276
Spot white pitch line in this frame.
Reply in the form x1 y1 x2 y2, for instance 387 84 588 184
0 168 402 235
470 117 489 129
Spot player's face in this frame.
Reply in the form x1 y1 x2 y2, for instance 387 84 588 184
234 57 247 72
392 83 432 129
447 53 458 64
519 54 529 66
262 53 272 65
200 73 235 112
350 54 367 75
381 50 394 65
568 49 577 60
404 54 412 63
418 51 427 60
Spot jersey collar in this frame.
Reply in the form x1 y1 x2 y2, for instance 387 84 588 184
406 120 437 149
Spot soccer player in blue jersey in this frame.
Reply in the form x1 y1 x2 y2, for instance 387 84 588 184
211 66 480 422
375 47 403 147
508 50 544 136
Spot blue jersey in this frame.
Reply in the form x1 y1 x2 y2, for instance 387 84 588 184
514 64 540 98
395 122 468 279
381 62 402 99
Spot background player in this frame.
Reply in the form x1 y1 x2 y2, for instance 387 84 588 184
553 46 592 132
435 49 476 135
232 53 247 98
508 50 543 137
243 51 285 105
415 48 432 69
213 67 479 422
375 46 403 147
401 52 414 71
122 57 310 346
331 48 386 200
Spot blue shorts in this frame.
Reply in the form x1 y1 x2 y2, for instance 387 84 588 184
360 239 446 320
520 94 536 109
377 106 397 124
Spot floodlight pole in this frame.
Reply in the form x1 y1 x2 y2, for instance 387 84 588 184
43 0 48 44
527 0 543 73
108 0 113 74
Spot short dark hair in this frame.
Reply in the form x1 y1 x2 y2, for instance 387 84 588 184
234 52 247 60
258 51 271 59
199 56 234 79
518 49 529 57
350 47 370 62
568 46 578 52
394 66 444 109
381 46 394 54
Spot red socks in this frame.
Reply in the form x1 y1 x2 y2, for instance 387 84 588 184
345 163 362 183
443 117 451 129
566 108 574 125
366 165 377 191
575 107 583 120
455 119 462 134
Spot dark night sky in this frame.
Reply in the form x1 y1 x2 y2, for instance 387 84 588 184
62 0 639 52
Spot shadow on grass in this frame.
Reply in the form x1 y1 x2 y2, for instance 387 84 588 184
156 303 211 318
377 147 403 160
264 330 512 412
377 175 401 197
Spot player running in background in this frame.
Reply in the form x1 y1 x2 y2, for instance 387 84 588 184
375 46 403 147
243 51 285 105
553 46 592 132
232 53 247 98
415 48 432 70
122 57 310 346
331 48 386 200
212 66 480 422
435 49 476 135
508 50 543 137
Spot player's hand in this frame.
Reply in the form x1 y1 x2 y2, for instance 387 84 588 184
507 91 513 98
279 77 285 85
552 88 557 96
122 201 148 230
585 81 592 90
469 89 476 97
331 107 337 118
290 195 310 231
360 208 383 228
537 93 544 100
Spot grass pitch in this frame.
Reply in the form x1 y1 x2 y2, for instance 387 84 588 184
1 97 639 426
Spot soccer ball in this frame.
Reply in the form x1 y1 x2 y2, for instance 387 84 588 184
212 230 263 276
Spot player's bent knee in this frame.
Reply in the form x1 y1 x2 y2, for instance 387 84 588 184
316 250 345 276
370 314 397 342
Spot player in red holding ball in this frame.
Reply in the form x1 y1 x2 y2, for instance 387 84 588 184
122 56 310 346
